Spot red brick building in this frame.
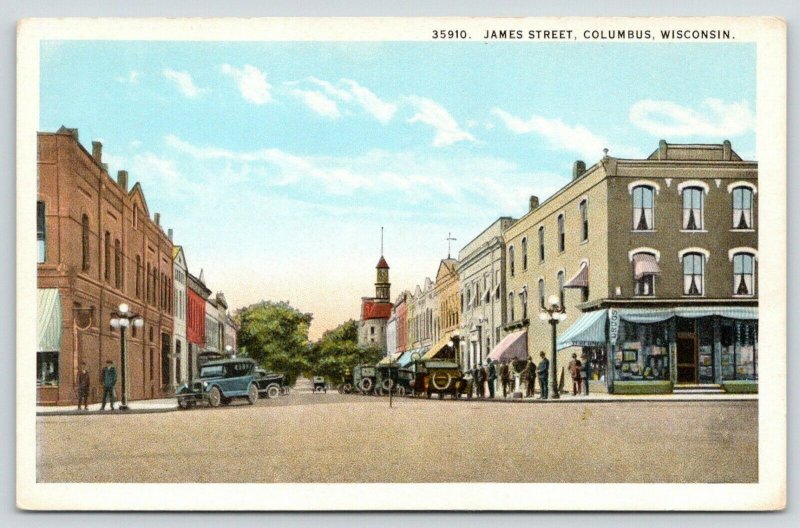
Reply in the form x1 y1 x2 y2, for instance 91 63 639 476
186 271 210 381
37 127 175 405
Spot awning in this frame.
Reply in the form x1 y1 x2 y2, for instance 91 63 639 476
564 262 589 288
633 253 661 279
614 306 758 325
396 350 416 367
487 329 528 362
556 309 608 350
377 351 403 366
422 333 457 360
37 289 63 352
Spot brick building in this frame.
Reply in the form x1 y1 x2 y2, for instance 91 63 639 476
36 127 175 405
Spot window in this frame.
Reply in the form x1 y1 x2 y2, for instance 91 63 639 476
475 282 481 307
146 263 151 303
732 186 754 229
538 278 545 308
521 289 528 320
538 226 545 262
136 256 142 298
635 274 655 296
495 270 501 300
682 253 704 296
720 319 757 381
733 253 755 296
557 271 565 307
579 199 589 241
632 186 655 231
133 206 139 228
81 215 90 270
466 288 472 308
37 352 59 385
104 231 111 281
508 245 515 276
521 237 528 270
682 187 704 230
557 214 565 252
508 292 515 322
37 201 46 263
114 239 122 288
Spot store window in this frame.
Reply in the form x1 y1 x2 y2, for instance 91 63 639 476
632 185 655 231
682 187 704 230
732 187 753 229
614 320 671 381
37 351 59 385
733 252 755 296
720 319 758 380
698 319 715 384
682 253 704 296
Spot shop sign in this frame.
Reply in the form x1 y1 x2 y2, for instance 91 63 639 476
609 309 620 344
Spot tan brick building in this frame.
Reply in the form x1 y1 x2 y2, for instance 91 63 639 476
37 127 175 405
502 141 757 394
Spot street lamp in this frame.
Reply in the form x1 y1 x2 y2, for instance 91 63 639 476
539 294 567 400
109 303 144 411
225 344 234 358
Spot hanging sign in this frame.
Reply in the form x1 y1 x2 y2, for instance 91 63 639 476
609 309 620 344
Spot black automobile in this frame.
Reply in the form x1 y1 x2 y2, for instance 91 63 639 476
253 368 288 398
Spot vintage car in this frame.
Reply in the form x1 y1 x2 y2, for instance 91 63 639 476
176 358 259 409
312 376 328 393
411 360 472 399
374 365 415 396
253 368 287 398
352 364 377 394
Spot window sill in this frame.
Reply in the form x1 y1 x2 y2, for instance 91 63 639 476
580 239 589 245
631 230 656 233
681 295 706 298
732 294 755 298
730 228 755 233
680 230 708 233
633 295 656 298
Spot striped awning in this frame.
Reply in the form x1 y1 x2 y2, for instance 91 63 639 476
396 350 416 367
487 329 528 362
615 306 758 324
422 333 457 360
564 262 589 288
633 253 661 279
37 289 63 352
556 309 608 350
377 351 403 366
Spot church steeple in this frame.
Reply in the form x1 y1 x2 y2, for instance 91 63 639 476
375 227 390 302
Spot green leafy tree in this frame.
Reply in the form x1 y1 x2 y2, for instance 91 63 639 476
237 301 313 385
312 320 383 384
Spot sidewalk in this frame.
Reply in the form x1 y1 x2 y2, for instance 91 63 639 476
37 398 177 416
451 391 758 403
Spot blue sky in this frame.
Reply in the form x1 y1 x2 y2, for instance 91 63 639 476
40 41 756 338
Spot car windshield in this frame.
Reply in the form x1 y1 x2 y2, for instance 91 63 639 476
200 365 224 378
224 362 253 377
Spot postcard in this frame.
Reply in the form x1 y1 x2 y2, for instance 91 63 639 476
17 16 786 511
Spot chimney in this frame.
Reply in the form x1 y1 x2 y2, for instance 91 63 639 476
116 170 128 192
91 141 103 163
529 195 539 211
658 139 668 160
167 228 173 241
723 140 732 161
572 160 586 180
154 212 161 226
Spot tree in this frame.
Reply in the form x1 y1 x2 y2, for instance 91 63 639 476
312 319 383 384
237 301 312 385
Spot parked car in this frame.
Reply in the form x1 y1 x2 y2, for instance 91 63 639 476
411 360 472 399
312 376 328 393
352 364 377 394
176 358 259 409
374 365 415 396
254 368 287 399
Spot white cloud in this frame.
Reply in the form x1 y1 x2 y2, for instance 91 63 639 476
163 69 204 98
341 79 397 123
491 108 643 159
221 64 272 105
629 98 755 137
116 70 140 84
291 89 341 118
308 77 353 102
406 96 475 147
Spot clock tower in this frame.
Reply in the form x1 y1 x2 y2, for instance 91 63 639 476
375 256 390 302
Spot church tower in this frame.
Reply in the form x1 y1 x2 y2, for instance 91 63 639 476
375 256 390 302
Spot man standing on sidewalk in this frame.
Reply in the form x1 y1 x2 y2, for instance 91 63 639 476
499 361 511 398
100 360 117 411
537 351 549 400
581 351 591 396
487 359 497 398
77 362 90 411
569 353 583 396
525 358 537 398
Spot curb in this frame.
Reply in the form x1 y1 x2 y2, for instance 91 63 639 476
37 407 178 417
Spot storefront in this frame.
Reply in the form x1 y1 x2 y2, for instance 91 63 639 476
557 307 758 394
36 288 63 404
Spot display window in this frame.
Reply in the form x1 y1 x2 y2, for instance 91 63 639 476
720 319 758 381
613 320 671 381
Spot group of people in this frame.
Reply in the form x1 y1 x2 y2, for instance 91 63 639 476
465 351 589 399
74 359 119 411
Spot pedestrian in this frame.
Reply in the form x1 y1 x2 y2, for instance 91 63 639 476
100 359 117 411
581 351 591 396
525 358 537 397
472 364 481 398
476 363 487 398
77 362 90 410
500 361 511 398
537 351 549 400
487 359 497 398
569 353 583 396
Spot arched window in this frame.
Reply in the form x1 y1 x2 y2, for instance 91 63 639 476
632 252 659 297
508 292 515 322
538 226 545 262
521 237 528 271
732 186 754 229
104 231 111 281
682 187 704 230
579 199 588 241
146 262 151 302
81 214 90 271
683 253 704 296
557 214 565 252
538 278 545 308
733 253 755 296
557 270 565 307
114 239 122 288
632 185 655 231
508 245 515 276
521 289 528 320
135 256 142 298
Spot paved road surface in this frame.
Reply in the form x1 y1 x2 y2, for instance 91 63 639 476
36 392 757 483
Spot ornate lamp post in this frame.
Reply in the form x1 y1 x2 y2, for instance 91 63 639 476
538 294 567 400
109 303 144 411
225 344 234 358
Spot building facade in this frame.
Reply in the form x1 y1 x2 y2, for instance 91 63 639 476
502 141 758 393
358 256 393 350
186 271 209 381
457 217 516 369
172 245 188 386
394 291 409 354
36 128 174 405
408 277 435 354
225 314 239 356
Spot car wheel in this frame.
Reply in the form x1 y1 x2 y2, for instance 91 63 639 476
426 391 432 399
437 392 444 399
247 384 258 405
208 386 222 407
267 384 281 399
222 397 231 406
397 386 407 397
178 398 189 410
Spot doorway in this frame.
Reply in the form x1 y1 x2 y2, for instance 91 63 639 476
676 333 697 384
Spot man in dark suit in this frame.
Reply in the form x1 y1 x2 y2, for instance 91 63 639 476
486 359 497 398
537 351 549 400
525 358 537 398
77 362 90 410
499 361 511 398
100 359 117 411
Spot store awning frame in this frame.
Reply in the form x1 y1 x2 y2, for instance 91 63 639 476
556 309 608 350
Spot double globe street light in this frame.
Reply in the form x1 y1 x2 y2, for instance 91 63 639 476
109 303 144 411
539 294 567 400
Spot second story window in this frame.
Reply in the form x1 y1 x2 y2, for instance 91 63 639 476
508 292 515 322
632 252 660 297
135 256 142 298
538 226 545 262
682 187 704 230
508 245 515 276
521 289 528 320
538 278 545 308
733 186 754 229
114 239 122 289
683 253 704 296
521 237 528 270
37 202 47 263
733 252 755 296
633 185 655 231
104 231 111 281
557 270 565 307
579 199 588 242
81 215 90 271
557 214 565 252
